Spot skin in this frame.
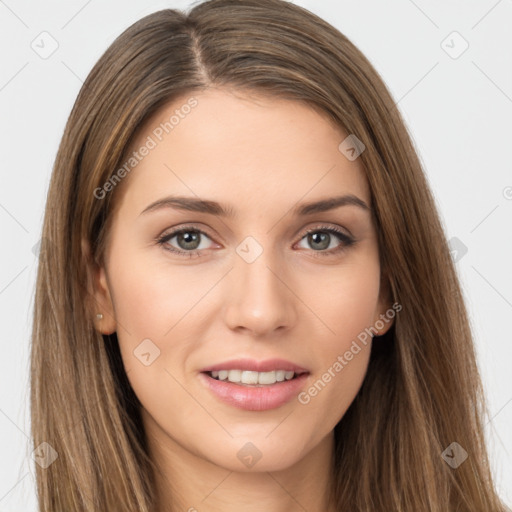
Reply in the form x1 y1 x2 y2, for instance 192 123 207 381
90 88 393 512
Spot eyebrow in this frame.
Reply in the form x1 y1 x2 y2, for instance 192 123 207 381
139 194 370 218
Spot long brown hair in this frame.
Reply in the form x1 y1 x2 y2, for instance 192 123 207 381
30 0 509 510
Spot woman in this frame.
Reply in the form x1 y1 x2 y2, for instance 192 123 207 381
30 0 510 510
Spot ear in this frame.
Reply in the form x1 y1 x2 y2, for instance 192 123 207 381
371 270 396 337
82 238 117 335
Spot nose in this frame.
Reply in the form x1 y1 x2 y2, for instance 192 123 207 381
223 248 298 337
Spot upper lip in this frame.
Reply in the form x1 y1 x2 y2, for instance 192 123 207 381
200 358 309 374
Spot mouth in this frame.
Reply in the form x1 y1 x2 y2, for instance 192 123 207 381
198 360 310 411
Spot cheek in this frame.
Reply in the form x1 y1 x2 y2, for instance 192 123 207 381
105 240 228 404
107 245 210 338
307 256 381 344
295 258 381 424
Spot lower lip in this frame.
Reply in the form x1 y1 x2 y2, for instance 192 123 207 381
198 372 309 411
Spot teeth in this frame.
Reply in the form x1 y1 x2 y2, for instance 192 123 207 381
275 370 285 382
258 371 276 385
227 369 242 383
209 369 298 385
241 370 259 384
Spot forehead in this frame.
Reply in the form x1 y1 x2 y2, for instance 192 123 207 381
114 88 370 219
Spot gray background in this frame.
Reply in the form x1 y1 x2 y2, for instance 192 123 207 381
0 0 511 509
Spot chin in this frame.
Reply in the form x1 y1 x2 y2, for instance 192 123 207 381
203 435 312 474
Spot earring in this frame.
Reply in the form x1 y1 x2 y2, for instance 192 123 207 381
96 313 104 320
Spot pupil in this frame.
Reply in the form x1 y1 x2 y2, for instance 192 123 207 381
309 232 329 250
179 231 199 250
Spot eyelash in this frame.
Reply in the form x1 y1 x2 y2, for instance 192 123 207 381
155 224 356 259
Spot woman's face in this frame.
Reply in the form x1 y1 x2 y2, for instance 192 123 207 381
93 88 391 473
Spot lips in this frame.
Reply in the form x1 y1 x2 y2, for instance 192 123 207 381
198 358 310 411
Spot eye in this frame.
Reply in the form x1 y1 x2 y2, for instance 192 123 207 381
156 226 215 258
295 225 355 257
